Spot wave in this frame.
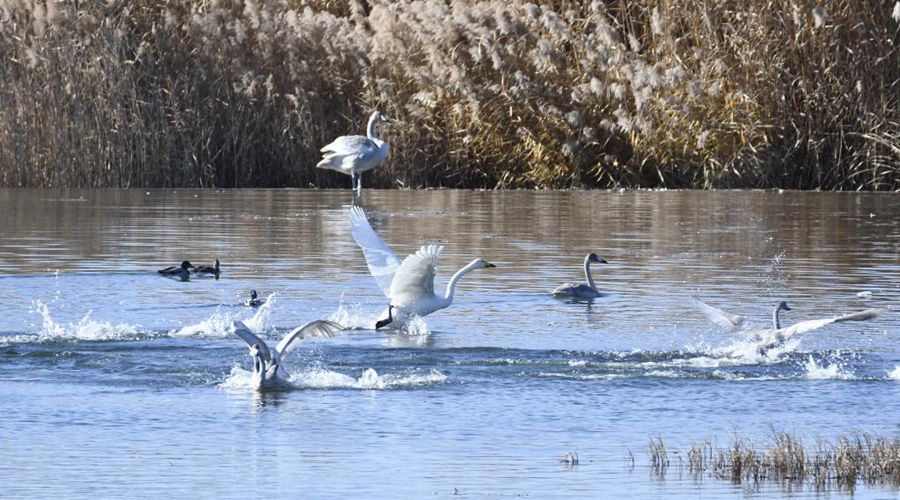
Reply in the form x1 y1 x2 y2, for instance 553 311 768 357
219 366 446 391
802 355 857 380
0 300 142 345
172 292 276 337
328 302 432 336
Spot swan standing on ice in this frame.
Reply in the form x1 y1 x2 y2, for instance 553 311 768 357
317 111 391 195
349 206 496 329
552 253 608 298
693 297 888 353
232 320 343 391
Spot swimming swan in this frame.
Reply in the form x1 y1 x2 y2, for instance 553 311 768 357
552 253 608 298
349 206 496 329
232 320 343 391
158 260 193 280
317 111 390 195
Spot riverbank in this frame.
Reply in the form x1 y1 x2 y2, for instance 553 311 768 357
1 1 898 190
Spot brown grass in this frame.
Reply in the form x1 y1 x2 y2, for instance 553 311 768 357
651 430 900 492
1 0 898 189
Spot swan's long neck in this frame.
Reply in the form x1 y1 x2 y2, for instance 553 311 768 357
443 259 482 304
583 256 597 290
366 113 379 140
773 306 782 329
254 352 266 379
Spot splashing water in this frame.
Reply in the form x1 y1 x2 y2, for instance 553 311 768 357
328 301 432 335
803 355 856 380
219 366 446 391
889 366 900 381
174 293 276 337
328 301 379 330
6 299 141 344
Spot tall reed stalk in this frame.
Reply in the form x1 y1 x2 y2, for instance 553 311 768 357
1 1 898 189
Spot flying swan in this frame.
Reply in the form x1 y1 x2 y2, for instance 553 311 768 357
232 319 343 391
317 111 391 195
349 206 496 329
693 296 888 353
552 253 608 298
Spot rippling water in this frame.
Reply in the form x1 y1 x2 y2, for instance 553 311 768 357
1 189 898 498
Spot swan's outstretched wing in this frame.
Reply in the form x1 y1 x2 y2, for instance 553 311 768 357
320 135 377 155
275 320 343 358
349 206 401 296
781 307 889 336
692 297 747 330
389 244 442 302
232 320 272 362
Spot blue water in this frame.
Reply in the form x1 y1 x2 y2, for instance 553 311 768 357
0 189 898 498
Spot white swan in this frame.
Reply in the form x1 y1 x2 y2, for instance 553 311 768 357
552 253 608 298
693 297 888 353
317 111 390 195
349 206 496 329
232 319 343 391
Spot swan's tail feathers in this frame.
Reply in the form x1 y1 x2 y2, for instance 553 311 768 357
316 154 344 171
833 306 890 323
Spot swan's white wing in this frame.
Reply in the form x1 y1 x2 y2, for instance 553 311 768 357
389 244 442 303
692 297 747 330
349 206 401 296
832 307 889 323
321 135 377 155
232 320 272 362
781 307 888 336
274 320 343 359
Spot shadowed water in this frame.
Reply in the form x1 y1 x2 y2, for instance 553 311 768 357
0 189 898 498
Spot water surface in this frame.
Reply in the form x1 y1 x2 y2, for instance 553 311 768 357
1 189 898 498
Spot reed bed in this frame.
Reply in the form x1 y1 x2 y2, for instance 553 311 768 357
1 0 898 189
650 431 900 491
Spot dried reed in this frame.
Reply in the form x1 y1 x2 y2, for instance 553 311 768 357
1 1 897 189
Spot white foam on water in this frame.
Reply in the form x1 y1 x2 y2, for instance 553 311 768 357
714 335 802 365
219 366 256 391
889 366 900 380
174 294 276 337
328 302 378 330
329 301 432 336
3 300 140 344
218 366 447 391
803 355 856 380
292 367 446 389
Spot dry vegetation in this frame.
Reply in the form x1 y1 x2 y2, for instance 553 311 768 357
651 431 900 492
1 0 898 189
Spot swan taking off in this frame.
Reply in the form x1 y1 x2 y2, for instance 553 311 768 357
349 206 496 329
693 297 888 353
552 253 608 298
232 320 343 391
317 111 390 195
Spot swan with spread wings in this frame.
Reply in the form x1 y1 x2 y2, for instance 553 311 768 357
349 206 496 329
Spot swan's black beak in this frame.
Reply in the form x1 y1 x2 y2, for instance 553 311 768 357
484 262 496 268
375 305 395 329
